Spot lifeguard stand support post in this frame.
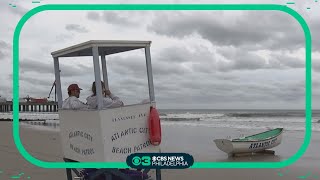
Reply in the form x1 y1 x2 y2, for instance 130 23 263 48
51 40 161 180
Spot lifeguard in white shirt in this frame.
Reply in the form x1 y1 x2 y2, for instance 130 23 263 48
86 81 124 109
62 84 88 110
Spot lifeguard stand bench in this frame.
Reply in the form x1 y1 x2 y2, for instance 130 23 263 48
51 40 161 180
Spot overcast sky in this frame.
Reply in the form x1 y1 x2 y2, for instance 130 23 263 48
0 0 319 109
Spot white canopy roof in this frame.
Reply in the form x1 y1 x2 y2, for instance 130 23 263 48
51 40 151 58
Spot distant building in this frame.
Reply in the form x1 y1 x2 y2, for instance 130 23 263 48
19 95 48 103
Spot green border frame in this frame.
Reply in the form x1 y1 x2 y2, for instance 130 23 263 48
13 4 312 169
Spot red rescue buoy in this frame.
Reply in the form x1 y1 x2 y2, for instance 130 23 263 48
149 107 162 146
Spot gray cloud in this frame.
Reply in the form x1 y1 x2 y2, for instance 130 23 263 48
107 56 147 77
0 87 11 100
20 59 91 77
157 46 214 64
20 76 53 87
0 6 315 109
0 41 10 49
102 12 136 26
155 78 305 107
217 47 267 71
149 43 305 74
55 34 74 42
0 51 6 59
57 62 92 77
152 46 214 74
8 5 28 17
152 65 306 108
148 11 304 51
310 20 320 52
87 12 100 21
313 58 320 72
87 11 150 27
153 61 191 76
112 77 149 96
106 54 190 78
0 41 10 59
215 46 306 72
20 59 54 74
265 81 305 102
269 54 305 69
65 24 89 33
19 83 52 98
7 74 12 81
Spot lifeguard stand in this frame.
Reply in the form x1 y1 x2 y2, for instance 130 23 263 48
51 40 161 180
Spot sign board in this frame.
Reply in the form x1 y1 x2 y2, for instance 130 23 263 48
59 103 160 162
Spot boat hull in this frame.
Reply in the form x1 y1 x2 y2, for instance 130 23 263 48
214 129 283 154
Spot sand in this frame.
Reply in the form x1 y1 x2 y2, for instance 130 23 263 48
0 121 319 180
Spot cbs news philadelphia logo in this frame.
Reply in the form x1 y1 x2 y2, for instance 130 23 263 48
127 153 194 169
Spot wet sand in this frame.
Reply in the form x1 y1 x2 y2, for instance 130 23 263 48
0 121 319 179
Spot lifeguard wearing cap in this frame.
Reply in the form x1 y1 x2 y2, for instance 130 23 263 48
68 84 83 92
62 84 87 110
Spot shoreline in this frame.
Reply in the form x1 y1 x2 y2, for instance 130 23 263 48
1 121 319 179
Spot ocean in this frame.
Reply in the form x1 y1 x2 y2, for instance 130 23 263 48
158 109 320 132
1 109 319 132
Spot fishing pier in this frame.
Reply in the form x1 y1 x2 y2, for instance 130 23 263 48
0 101 58 113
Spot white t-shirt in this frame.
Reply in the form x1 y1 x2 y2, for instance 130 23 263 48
86 94 123 109
62 96 88 110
